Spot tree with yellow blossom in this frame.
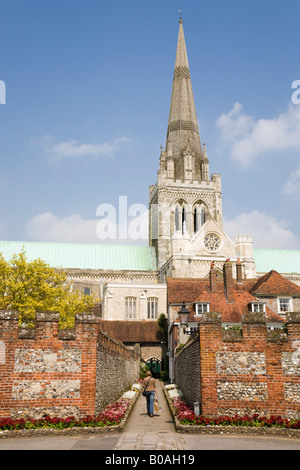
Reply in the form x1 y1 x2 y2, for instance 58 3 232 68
0 250 98 329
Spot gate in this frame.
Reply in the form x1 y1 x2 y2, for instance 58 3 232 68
146 357 161 378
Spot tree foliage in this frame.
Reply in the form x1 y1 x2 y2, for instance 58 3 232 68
157 313 167 330
0 250 99 328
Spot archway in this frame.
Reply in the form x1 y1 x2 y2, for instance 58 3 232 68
145 357 161 378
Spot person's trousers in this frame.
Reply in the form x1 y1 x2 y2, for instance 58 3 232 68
145 391 155 415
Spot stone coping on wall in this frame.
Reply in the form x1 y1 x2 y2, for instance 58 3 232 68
162 383 300 439
0 387 141 440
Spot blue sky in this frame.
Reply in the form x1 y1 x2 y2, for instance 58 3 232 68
0 0 300 249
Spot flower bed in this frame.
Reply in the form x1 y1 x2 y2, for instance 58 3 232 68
164 384 300 431
0 381 143 433
0 398 132 431
171 396 300 429
164 383 178 390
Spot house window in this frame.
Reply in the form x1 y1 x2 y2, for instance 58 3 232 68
195 302 210 315
189 325 198 335
125 297 136 319
147 297 158 319
251 302 266 313
278 298 291 313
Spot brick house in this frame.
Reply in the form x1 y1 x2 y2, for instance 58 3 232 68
167 262 300 384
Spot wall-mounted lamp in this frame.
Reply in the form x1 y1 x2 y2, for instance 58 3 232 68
178 302 198 336
178 301 190 327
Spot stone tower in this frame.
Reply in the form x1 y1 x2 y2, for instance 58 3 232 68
149 19 256 281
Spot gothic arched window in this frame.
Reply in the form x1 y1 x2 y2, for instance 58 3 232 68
193 207 198 234
193 204 206 234
182 207 186 234
175 207 180 232
201 206 206 226
174 202 188 235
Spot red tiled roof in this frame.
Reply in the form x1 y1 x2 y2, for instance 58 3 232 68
98 320 164 343
168 270 289 324
167 278 209 303
250 270 300 295
191 290 283 323
167 277 258 304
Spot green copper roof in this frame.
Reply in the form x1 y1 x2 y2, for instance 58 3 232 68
0 240 157 272
0 241 299 275
254 249 300 274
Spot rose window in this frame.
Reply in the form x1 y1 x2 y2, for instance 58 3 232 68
203 233 221 252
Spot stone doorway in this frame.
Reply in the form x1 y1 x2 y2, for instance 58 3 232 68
146 357 161 378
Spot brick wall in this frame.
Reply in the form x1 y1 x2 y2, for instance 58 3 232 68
0 310 139 419
175 312 300 420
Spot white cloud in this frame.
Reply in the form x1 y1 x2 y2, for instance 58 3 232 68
26 212 99 244
216 102 300 167
36 135 134 162
26 209 149 245
282 165 300 196
223 209 300 249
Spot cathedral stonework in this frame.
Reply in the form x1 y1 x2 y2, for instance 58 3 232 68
149 19 255 282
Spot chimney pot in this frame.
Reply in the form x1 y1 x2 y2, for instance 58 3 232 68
210 267 217 292
236 262 243 283
223 262 234 302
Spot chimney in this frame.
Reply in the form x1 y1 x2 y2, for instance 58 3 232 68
236 260 243 283
210 261 217 292
223 261 234 302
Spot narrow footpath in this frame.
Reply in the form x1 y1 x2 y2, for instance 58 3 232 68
0 382 299 450
114 381 185 450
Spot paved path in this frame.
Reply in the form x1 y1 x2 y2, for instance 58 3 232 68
0 381 300 450
114 380 185 450
113 382 300 451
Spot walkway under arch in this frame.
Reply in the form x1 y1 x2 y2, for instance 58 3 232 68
114 381 185 450
145 357 161 377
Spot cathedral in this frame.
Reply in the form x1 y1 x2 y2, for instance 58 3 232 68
149 18 255 282
1 19 300 372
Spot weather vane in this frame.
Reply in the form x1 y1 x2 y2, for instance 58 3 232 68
178 10 183 20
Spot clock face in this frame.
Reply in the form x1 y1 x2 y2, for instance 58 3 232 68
203 233 221 252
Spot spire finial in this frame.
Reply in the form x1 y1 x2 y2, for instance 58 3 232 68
178 10 183 23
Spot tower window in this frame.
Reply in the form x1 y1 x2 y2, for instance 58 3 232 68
193 204 206 234
174 204 187 234
175 207 180 232
182 207 186 234
193 208 198 233
201 206 206 226
84 287 91 296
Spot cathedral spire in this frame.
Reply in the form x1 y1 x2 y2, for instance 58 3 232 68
165 18 202 181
